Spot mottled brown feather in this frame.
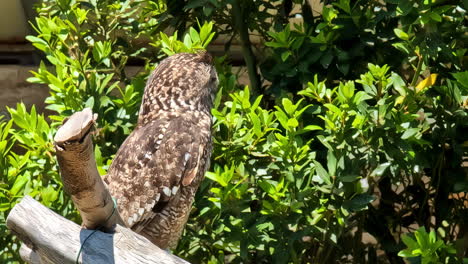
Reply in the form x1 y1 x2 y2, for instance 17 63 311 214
106 53 217 249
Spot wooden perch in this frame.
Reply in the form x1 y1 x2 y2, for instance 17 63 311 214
6 196 189 264
6 108 190 263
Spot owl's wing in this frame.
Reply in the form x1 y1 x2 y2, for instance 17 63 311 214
106 116 207 230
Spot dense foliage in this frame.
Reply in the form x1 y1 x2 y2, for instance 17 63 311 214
0 0 467 263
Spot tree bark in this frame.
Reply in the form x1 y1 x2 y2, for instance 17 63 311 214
53 108 124 231
6 196 189 264
232 0 261 92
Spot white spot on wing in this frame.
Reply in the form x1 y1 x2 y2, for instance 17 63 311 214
172 186 179 195
145 200 155 211
162 187 171 197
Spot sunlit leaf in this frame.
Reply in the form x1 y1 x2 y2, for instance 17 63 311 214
415 74 438 92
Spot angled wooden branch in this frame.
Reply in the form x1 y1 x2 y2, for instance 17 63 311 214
53 108 124 231
6 108 190 263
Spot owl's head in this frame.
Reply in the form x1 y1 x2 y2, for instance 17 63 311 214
141 52 218 119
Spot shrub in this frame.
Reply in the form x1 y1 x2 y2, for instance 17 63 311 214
398 227 459 264
179 65 468 263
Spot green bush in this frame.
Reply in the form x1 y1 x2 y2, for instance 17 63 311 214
180 65 468 263
0 0 467 263
398 227 459 264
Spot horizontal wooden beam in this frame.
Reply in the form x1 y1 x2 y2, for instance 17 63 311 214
7 196 189 264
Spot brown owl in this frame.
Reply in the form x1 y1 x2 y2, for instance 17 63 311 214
106 52 218 249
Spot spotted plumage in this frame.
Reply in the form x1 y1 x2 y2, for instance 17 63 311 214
106 52 218 249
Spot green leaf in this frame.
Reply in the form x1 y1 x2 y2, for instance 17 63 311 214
25 35 49 51
251 95 263 110
85 97 95 109
259 180 276 196
10 175 28 196
281 51 291 62
452 71 468 89
390 72 407 96
371 162 391 176
250 112 262 137
327 151 337 176
298 125 322 134
392 42 410 54
324 104 342 116
339 175 360 182
340 81 355 99
322 6 338 22
429 230 436 243
265 41 287 48
317 135 333 150
414 227 429 249
275 109 289 129
0 203 11 212
398 249 415 258
287 118 298 128
320 51 333 69
353 91 372 105
183 34 193 49
41 185 58 207
199 22 215 47
394 28 409 40
206 171 228 187
401 128 419 139
189 27 201 43
343 194 376 212
313 161 331 185
429 12 441 22
333 0 351 14
281 98 295 116
184 0 206 9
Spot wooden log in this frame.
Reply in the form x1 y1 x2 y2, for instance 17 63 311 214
53 108 124 231
6 196 189 264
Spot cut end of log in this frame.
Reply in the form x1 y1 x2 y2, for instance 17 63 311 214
54 108 97 146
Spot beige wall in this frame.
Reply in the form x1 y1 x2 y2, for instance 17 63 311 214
0 66 48 117
0 2 29 43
